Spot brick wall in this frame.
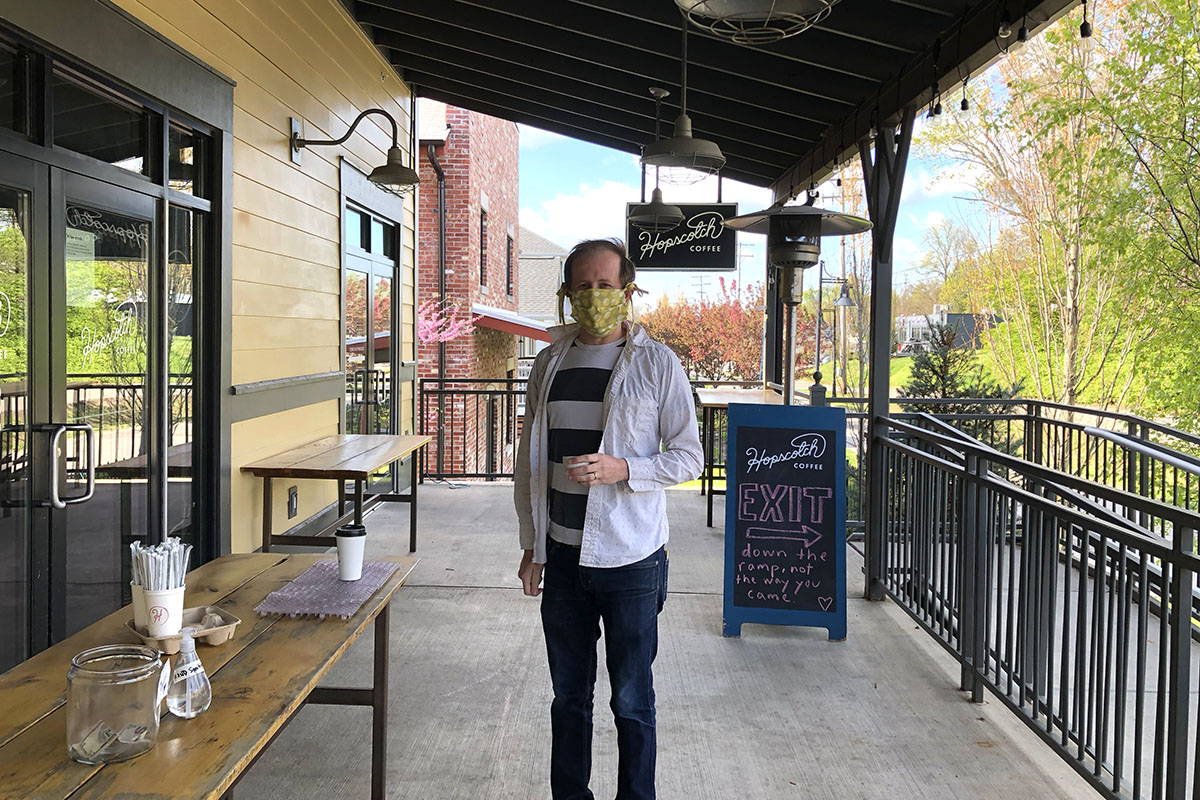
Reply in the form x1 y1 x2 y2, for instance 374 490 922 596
417 105 520 474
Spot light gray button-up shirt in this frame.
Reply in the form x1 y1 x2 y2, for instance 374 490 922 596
514 322 703 568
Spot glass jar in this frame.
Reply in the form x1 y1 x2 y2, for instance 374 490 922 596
66 644 164 764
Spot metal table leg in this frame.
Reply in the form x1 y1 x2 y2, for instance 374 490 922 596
371 602 390 800
261 477 273 552
700 410 710 527
354 479 365 526
409 458 418 553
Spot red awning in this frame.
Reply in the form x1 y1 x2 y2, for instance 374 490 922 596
472 304 551 342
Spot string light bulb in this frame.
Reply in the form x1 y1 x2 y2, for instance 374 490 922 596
1080 0 1093 38
998 11 1013 38
1017 14 1029 41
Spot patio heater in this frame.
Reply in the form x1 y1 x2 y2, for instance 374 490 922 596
723 199 871 405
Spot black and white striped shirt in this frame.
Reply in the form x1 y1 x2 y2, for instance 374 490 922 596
545 338 625 545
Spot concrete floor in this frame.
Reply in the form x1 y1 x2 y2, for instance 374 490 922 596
237 483 1098 800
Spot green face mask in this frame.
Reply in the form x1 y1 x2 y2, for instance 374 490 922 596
559 283 639 337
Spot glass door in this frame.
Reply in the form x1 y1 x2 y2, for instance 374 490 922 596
343 206 401 493
58 171 155 637
0 153 38 672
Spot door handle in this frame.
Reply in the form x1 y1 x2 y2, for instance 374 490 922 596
34 422 96 509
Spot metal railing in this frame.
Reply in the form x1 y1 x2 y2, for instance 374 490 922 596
877 415 1200 800
0 373 194 473
418 378 526 480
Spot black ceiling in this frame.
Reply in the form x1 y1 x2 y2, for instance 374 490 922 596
352 0 1078 196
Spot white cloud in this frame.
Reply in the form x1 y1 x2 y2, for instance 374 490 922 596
518 173 772 252
518 173 773 304
520 180 637 247
518 124 568 150
901 163 985 202
907 209 947 230
892 236 925 272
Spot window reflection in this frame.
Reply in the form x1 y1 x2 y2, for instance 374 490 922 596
53 71 149 176
167 206 199 540
0 186 29 673
0 43 28 136
168 124 208 197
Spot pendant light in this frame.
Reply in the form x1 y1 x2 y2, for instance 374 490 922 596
640 16 725 186
630 89 686 233
676 0 841 45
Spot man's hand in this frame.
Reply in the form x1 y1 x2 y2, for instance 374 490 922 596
518 549 543 597
565 453 629 487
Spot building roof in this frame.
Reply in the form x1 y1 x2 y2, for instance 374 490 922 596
356 0 1078 195
519 226 568 257
472 303 552 342
517 225 566 321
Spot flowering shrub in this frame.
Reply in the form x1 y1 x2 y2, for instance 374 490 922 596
417 299 481 344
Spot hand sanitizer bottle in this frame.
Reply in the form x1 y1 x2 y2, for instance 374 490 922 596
166 627 211 718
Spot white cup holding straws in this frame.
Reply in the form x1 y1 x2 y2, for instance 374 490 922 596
143 586 185 637
130 582 148 631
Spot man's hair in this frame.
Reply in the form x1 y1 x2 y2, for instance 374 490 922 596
562 238 636 288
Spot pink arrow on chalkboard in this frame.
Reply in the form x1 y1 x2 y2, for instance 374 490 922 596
746 526 822 548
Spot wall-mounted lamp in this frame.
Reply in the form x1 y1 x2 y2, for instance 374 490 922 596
290 107 420 194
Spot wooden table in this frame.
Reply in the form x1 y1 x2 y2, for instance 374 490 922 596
99 442 193 546
0 552 417 799
242 434 431 554
694 388 783 528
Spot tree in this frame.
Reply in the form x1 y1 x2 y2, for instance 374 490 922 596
918 9 1150 412
416 299 480 344
918 218 976 287
898 323 1022 443
640 280 816 382
1077 0 1200 428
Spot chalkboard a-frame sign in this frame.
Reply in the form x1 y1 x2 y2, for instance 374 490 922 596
723 404 847 640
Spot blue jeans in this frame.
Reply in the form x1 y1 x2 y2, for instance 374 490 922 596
541 539 668 800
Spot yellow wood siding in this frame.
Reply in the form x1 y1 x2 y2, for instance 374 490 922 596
229 402 340 553
114 0 418 552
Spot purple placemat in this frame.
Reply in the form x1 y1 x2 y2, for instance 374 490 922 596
254 560 399 620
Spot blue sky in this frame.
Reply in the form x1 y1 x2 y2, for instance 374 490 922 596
517 117 980 307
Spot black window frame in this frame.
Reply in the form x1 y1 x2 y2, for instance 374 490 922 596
505 234 514 296
479 208 488 287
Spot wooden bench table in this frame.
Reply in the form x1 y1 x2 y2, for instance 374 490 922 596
242 434 431 554
694 388 783 528
0 552 417 799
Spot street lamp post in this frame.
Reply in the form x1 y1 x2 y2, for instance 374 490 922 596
812 265 857 404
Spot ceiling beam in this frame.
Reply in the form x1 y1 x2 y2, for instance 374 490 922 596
454 0 892 84
393 56 806 168
357 1 864 112
408 77 787 185
371 27 825 143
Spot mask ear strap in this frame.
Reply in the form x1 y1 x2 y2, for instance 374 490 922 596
556 285 569 324
624 283 646 324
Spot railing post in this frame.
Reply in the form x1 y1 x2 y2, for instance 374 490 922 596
866 421 888 600
960 452 987 701
1165 526 1195 798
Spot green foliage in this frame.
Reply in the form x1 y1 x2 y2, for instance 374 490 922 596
899 324 1022 444
912 1 1200 425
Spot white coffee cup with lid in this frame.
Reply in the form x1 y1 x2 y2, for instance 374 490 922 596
335 524 367 581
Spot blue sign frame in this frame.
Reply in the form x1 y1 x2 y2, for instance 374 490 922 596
722 403 847 640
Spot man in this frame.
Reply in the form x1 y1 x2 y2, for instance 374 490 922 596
514 238 702 800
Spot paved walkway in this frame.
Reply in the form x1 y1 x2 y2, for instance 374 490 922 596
238 483 1097 799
